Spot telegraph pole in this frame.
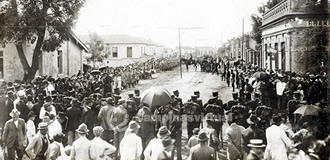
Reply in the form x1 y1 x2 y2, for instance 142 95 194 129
178 27 203 79
178 28 182 79
242 18 244 60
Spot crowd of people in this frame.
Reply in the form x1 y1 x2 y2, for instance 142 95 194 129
181 57 329 160
0 54 328 160
0 57 179 160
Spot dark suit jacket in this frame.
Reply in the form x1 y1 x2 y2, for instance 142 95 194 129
2 118 26 148
157 150 174 160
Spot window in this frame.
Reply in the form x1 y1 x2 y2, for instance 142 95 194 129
127 47 132 58
0 51 3 78
112 47 118 57
58 50 63 74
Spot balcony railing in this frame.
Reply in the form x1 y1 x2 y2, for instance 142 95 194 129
262 0 291 25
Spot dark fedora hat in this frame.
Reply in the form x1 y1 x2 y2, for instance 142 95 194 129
198 132 208 142
157 126 171 138
161 136 175 148
272 114 282 123
212 92 218 97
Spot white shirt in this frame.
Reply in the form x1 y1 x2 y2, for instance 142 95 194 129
264 125 292 160
276 81 287 96
48 119 62 139
90 137 116 160
14 120 18 128
120 133 142 160
39 105 57 120
26 120 36 142
71 136 93 160
143 138 163 160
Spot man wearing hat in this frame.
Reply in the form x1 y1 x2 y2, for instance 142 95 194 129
287 91 303 124
188 132 215 160
39 102 57 121
66 98 82 145
194 91 203 110
225 92 239 110
184 95 202 139
13 91 25 109
135 103 155 151
204 91 224 142
264 115 292 160
224 111 245 160
172 90 183 113
157 136 175 160
120 121 143 160
70 123 93 160
246 139 266 160
90 126 116 160
242 114 266 159
126 93 138 120
25 122 50 160
144 126 171 160
98 97 115 143
110 99 129 159
134 89 141 105
4 90 15 122
2 109 27 160
245 92 261 112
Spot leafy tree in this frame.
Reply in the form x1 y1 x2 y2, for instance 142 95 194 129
0 0 86 82
85 33 108 67
250 14 262 44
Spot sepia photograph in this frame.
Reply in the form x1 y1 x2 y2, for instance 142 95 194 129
0 0 329 159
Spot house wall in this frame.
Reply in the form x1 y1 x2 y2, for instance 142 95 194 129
106 44 146 59
0 38 85 82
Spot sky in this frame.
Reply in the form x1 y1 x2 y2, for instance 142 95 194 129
74 0 268 48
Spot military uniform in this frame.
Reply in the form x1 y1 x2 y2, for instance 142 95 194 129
286 91 304 124
204 92 225 148
245 92 261 112
224 92 239 110
126 94 138 121
255 105 273 131
184 95 202 139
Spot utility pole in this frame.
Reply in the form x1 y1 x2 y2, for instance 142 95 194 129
178 27 203 79
178 28 182 79
242 18 244 60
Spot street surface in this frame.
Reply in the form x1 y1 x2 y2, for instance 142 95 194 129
121 65 233 159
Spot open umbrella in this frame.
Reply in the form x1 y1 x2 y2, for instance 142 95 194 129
253 71 269 80
99 65 108 71
140 87 173 107
90 69 101 75
294 105 320 116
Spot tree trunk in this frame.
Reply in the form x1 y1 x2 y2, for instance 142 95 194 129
16 29 45 82
16 43 31 82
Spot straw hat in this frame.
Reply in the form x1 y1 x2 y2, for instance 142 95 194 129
76 123 89 134
37 122 48 130
247 139 266 148
9 109 20 117
127 121 140 132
